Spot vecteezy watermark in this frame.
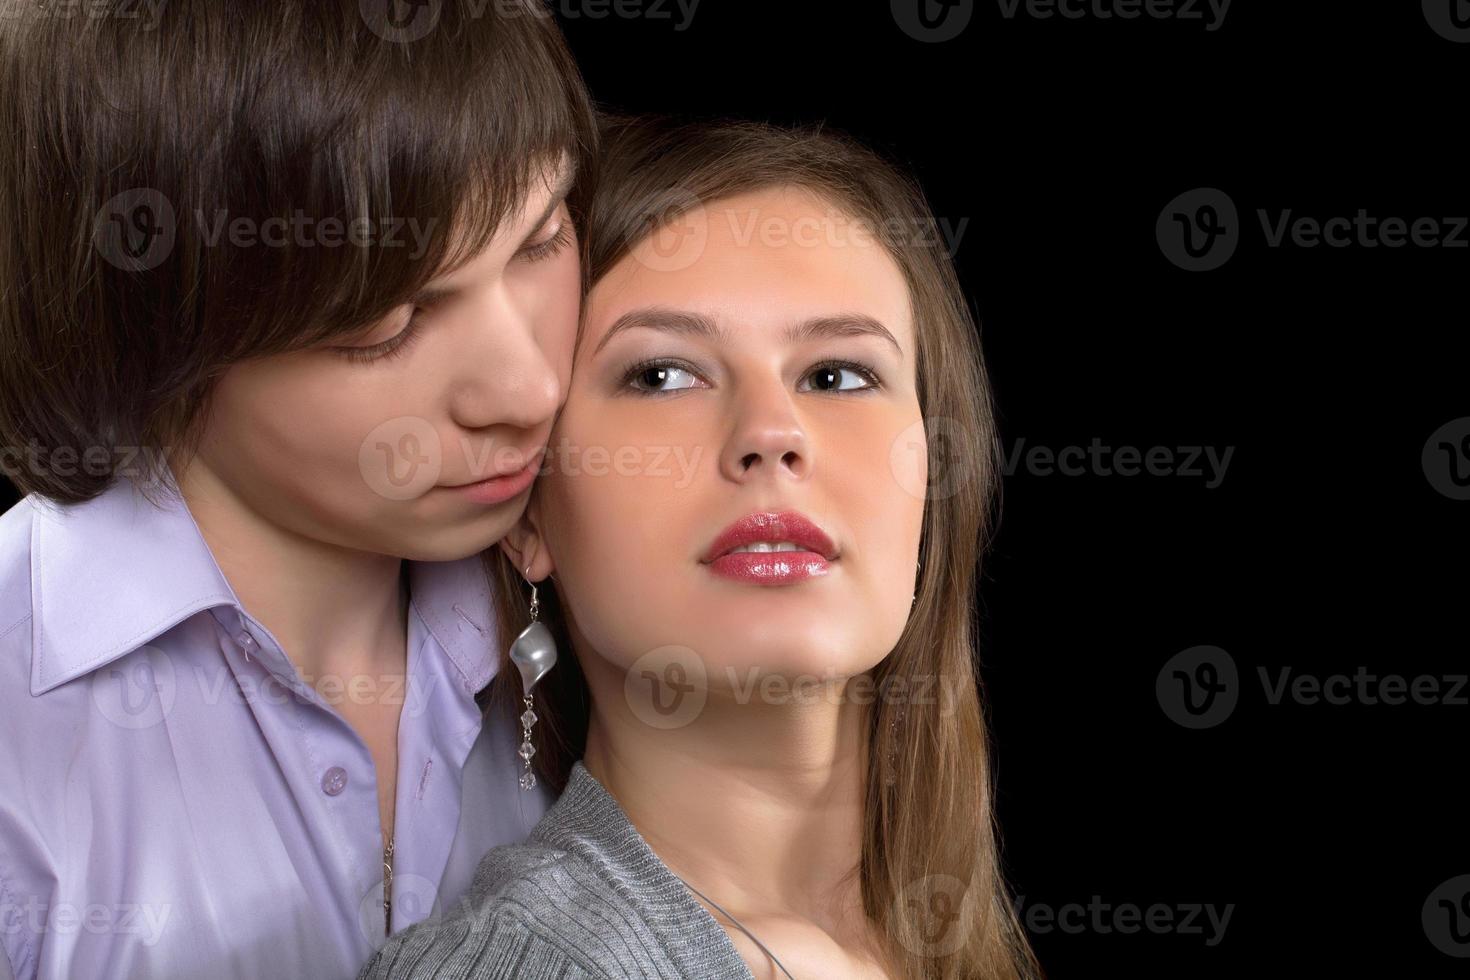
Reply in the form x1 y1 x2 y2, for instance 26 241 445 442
358 873 441 943
0 0 169 30
622 649 943 730
550 0 701 30
358 0 700 44
89 644 443 731
891 0 1229 42
720 205 970 259
539 438 702 487
1423 0 1470 43
360 417 444 500
0 896 172 947
0 441 169 483
1158 187 1470 271
891 874 980 956
891 0 975 42
624 645 710 730
92 187 439 271
358 420 705 502
995 0 1231 30
1157 645 1469 729
1000 437 1234 488
625 194 970 274
889 416 971 502
1422 417 1470 501
193 210 437 260
724 667 961 715
1423 874 1470 958
1014 895 1235 947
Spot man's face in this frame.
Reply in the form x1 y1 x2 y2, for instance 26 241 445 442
181 157 582 561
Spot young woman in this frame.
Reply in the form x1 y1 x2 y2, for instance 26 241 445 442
358 115 1042 980
0 3 595 978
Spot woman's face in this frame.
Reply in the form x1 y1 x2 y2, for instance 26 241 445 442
525 186 927 693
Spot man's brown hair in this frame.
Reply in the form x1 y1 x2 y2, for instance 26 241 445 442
0 0 598 503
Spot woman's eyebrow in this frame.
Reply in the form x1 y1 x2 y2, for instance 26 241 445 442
591 307 903 359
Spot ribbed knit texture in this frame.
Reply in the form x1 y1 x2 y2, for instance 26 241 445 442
357 760 755 979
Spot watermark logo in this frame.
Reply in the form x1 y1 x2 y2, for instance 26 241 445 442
624 645 708 729
1001 437 1233 488
892 0 974 42
1423 0 1470 42
1156 644 1238 729
360 416 443 500
1016 894 1234 946
90 645 178 731
1424 875 1470 957
892 874 978 956
0 895 173 946
630 187 710 274
1159 645 1468 728
1161 187 1470 270
358 873 441 943
1157 187 1239 271
1422 417 1470 500
996 0 1231 31
890 416 970 501
0 0 169 30
93 189 177 272
360 0 444 43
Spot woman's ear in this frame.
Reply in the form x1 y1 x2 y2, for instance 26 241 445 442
498 494 556 582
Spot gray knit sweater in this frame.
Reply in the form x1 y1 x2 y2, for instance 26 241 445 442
357 760 755 979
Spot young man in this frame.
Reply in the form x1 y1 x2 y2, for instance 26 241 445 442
0 3 596 978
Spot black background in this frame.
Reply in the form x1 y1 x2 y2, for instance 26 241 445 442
5 2 1465 976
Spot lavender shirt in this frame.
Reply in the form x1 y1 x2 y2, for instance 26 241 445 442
0 475 553 980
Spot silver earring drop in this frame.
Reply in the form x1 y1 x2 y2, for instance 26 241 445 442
508 562 557 791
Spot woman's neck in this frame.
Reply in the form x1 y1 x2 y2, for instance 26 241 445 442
580 662 873 934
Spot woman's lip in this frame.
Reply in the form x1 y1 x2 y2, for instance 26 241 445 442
705 552 832 586
702 511 839 563
450 453 542 505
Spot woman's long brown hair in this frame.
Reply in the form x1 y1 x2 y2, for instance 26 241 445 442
480 114 1042 980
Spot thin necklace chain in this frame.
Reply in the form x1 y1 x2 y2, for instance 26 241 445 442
383 832 394 934
672 874 797 980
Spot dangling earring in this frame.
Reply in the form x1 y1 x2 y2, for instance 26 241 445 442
508 561 557 791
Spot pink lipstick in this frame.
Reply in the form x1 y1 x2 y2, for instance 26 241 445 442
701 511 838 587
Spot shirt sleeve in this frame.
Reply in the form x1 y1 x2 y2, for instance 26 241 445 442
356 903 608 980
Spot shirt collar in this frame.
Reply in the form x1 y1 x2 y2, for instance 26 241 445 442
28 474 500 696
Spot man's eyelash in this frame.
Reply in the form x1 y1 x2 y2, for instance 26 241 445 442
617 358 884 395
519 221 574 263
331 220 573 366
336 314 426 365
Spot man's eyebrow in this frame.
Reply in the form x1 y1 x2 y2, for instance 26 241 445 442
591 307 904 359
408 162 577 306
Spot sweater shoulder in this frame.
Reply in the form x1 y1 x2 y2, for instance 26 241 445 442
357 843 639 980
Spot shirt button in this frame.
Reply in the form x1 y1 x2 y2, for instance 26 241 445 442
237 631 256 649
321 766 348 796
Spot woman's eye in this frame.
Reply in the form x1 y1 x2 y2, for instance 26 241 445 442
799 361 882 393
619 358 883 396
623 361 705 394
